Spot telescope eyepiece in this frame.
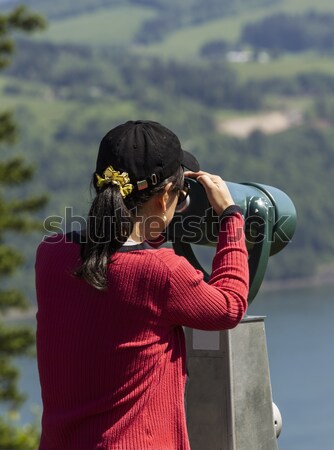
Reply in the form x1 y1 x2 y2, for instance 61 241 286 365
175 179 191 213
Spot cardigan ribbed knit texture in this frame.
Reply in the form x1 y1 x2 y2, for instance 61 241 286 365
35 213 249 450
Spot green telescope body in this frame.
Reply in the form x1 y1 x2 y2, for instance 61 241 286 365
166 178 297 303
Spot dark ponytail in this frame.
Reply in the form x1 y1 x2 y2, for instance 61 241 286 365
75 166 184 290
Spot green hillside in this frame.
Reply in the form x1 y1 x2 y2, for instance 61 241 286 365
9 0 279 22
140 0 334 60
40 6 156 46
26 0 334 59
3 0 334 300
233 53 334 81
23 0 334 87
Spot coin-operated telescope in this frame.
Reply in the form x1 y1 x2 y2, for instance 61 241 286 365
167 178 297 303
166 178 297 450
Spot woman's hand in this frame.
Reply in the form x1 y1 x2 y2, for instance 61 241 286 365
184 170 235 216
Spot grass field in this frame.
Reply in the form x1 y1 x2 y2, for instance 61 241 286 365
0 77 138 135
233 53 334 81
40 5 156 46
281 0 334 13
37 0 334 55
140 0 334 60
33 0 334 82
1 96 79 135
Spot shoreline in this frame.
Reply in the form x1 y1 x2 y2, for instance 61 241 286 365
1 273 334 322
262 268 334 292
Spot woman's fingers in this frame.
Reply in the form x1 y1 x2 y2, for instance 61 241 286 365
184 170 207 178
184 170 235 215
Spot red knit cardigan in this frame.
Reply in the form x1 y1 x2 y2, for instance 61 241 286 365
35 212 249 450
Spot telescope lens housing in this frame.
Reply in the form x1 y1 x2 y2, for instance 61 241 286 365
167 178 297 302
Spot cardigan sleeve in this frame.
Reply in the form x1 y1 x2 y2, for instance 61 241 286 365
164 213 249 331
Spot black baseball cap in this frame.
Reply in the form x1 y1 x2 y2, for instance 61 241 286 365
96 120 200 191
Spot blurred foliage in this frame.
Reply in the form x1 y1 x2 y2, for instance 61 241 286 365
1 0 334 288
1 0 125 19
6 39 261 110
0 5 46 68
246 72 334 96
200 40 231 59
2 35 334 282
190 126 334 280
0 5 47 448
133 0 277 44
0 417 39 450
6 0 279 35
242 11 334 53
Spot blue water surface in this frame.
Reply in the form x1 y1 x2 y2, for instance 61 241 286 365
248 284 334 450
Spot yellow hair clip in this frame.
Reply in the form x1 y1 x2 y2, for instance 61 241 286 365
96 165 134 199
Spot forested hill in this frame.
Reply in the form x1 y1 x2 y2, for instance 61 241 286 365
6 0 279 20
1 0 334 301
3 0 283 44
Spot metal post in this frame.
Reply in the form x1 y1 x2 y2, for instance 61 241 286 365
185 317 278 450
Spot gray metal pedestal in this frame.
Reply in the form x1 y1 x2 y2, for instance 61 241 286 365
185 317 278 450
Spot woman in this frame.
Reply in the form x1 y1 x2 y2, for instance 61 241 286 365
35 120 249 450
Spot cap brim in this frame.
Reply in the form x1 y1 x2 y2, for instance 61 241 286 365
181 150 200 172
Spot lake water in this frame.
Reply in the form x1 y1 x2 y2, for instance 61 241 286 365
9 284 334 450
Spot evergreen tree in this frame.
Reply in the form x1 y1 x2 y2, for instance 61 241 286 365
0 6 47 449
